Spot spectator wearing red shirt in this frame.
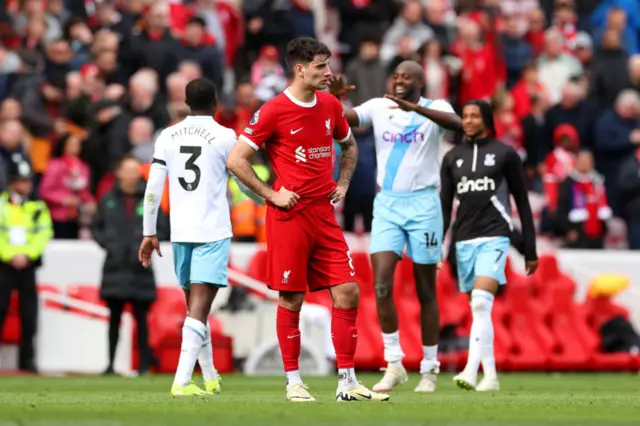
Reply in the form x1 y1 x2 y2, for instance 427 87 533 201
452 18 498 105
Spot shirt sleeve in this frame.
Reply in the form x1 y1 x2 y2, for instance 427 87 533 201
439 151 455 237
332 98 352 143
238 106 274 151
152 130 168 165
504 147 537 261
352 98 379 127
429 99 456 114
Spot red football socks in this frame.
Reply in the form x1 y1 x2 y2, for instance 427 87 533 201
331 307 358 369
276 306 301 372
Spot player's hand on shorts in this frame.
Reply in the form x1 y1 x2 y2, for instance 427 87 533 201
139 236 162 268
525 259 539 276
327 75 355 97
329 184 348 203
384 94 416 112
270 186 299 210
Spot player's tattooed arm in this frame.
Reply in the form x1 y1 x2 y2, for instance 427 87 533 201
337 132 358 188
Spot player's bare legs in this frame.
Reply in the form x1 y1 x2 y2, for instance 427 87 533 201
172 284 218 396
454 276 499 392
413 263 440 392
371 251 408 391
277 291 313 401
182 289 220 393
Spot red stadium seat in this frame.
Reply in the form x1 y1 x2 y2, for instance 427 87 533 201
246 249 268 282
502 280 552 371
546 286 592 371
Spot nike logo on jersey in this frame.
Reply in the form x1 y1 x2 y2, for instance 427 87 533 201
287 334 300 339
290 127 304 134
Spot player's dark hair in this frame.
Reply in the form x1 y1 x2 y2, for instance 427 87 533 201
285 37 332 71
464 100 496 138
185 78 218 112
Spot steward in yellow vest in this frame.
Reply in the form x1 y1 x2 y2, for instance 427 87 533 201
0 159 53 372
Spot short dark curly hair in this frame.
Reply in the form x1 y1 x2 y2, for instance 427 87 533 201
285 37 332 72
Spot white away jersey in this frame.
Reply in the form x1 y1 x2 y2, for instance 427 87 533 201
353 97 454 192
152 116 236 243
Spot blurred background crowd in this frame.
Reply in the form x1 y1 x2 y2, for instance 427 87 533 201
0 0 640 251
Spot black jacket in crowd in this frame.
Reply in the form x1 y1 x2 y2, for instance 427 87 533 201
91 182 169 302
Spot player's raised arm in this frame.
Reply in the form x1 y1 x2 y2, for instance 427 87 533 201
503 147 538 274
384 95 462 131
327 75 360 127
440 151 455 236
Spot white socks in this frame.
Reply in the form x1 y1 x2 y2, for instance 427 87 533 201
198 322 218 382
173 317 206 387
382 331 439 373
465 289 495 377
382 331 404 367
286 370 302 389
338 368 357 388
420 344 439 374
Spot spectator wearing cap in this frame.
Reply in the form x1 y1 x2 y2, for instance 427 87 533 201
574 31 593 68
0 158 53 372
178 16 224 90
251 45 287 103
589 29 631 110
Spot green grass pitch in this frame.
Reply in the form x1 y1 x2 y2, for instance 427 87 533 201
0 373 639 425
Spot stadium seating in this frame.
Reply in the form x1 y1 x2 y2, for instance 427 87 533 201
235 250 638 373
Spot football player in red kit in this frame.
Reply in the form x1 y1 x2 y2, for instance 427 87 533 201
227 37 389 403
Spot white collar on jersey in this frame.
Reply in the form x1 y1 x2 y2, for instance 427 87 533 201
184 115 214 121
284 88 317 108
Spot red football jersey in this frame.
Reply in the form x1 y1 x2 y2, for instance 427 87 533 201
239 89 351 206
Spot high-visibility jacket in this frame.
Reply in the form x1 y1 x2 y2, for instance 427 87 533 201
229 164 269 238
0 192 53 265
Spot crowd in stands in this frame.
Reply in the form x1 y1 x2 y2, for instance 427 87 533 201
0 0 639 250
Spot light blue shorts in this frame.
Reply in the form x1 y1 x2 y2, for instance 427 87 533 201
455 236 510 293
172 238 231 290
369 188 442 265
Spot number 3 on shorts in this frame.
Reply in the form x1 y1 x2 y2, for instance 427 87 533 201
347 250 355 277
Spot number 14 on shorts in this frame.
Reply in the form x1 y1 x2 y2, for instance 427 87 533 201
424 232 438 248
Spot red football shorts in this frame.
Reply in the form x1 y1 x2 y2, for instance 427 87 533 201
265 200 356 292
